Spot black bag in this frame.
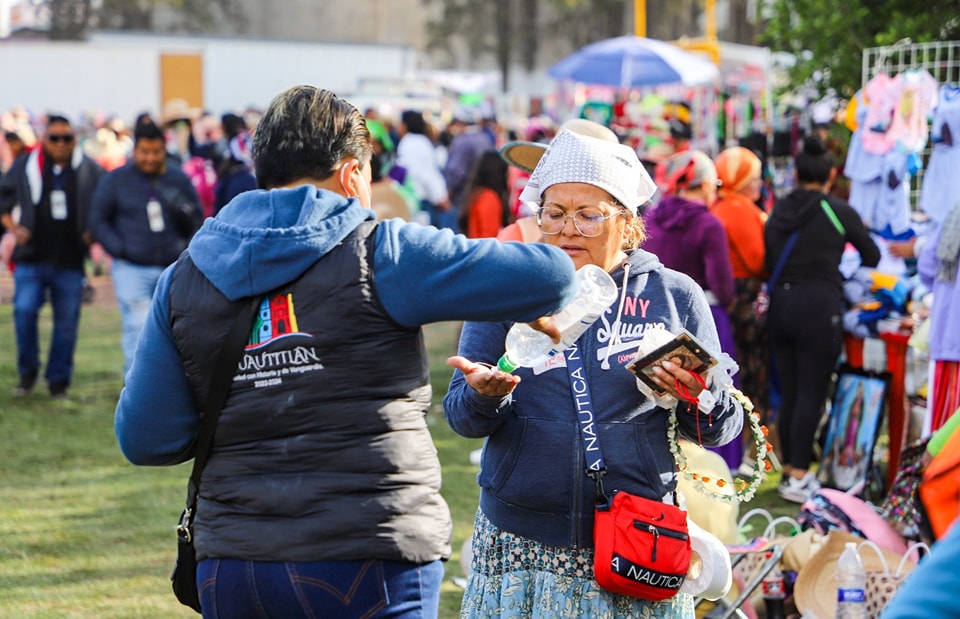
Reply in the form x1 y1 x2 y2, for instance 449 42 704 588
170 297 258 613
172 508 201 612
155 182 202 239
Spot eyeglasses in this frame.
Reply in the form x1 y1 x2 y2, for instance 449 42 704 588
47 134 75 144
536 205 623 237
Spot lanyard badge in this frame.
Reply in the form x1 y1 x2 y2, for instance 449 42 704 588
50 190 68 220
147 199 165 232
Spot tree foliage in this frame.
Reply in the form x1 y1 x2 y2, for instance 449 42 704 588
544 0 628 52
46 0 93 39
42 0 245 39
761 0 960 97
423 0 629 91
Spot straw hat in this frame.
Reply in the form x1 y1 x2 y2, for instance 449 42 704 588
794 530 916 619
6 121 37 147
161 98 201 126
498 140 547 174
780 528 829 573
83 128 128 162
499 118 619 173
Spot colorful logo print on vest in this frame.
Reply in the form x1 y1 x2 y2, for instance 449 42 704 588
248 293 307 348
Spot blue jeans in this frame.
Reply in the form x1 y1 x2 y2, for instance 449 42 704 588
196 558 443 618
111 259 164 376
12 262 84 385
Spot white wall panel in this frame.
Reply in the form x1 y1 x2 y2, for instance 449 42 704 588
0 35 414 123
202 39 414 113
0 42 159 122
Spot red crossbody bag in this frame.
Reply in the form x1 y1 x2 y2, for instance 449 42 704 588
566 341 691 601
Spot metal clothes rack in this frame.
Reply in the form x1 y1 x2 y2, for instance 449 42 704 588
861 40 960 211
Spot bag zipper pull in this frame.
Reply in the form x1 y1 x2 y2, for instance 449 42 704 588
648 524 659 562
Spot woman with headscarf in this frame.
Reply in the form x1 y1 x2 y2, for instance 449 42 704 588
444 129 744 618
644 150 740 472
711 147 770 470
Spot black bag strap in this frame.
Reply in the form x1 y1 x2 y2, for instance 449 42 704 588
184 297 259 510
767 231 799 290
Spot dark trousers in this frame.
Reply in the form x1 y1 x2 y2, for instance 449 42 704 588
767 283 843 471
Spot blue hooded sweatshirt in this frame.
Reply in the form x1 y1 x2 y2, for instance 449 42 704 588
443 248 744 549
115 185 577 465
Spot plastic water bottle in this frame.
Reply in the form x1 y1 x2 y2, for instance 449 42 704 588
761 550 787 619
496 264 618 373
836 542 866 618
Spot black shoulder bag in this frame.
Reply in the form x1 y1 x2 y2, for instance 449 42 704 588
171 297 259 613
154 181 202 239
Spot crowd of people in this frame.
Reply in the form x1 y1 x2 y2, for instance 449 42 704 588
2 84 959 618
0 102 242 397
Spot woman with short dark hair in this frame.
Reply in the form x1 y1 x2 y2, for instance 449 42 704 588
764 136 880 503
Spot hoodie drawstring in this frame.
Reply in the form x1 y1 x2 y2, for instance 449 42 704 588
601 262 630 370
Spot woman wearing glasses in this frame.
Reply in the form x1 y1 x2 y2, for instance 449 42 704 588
443 129 744 618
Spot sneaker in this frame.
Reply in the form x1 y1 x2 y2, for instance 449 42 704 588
14 372 37 397
48 382 69 400
777 472 821 504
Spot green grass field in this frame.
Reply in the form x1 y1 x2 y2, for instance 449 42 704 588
0 283 796 618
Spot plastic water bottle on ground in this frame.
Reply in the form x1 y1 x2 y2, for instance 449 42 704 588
836 542 866 618
497 264 618 373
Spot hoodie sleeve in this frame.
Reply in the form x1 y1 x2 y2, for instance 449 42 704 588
676 281 744 447
114 265 200 466
836 199 881 268
702 217 736 307
373 220 578 328
443 319 515 438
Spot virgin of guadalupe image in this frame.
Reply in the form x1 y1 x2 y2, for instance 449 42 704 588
832 382 865 489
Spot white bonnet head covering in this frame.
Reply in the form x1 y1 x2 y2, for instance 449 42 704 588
519 129 657 214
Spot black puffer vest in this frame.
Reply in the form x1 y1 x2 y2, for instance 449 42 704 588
168 221 451 563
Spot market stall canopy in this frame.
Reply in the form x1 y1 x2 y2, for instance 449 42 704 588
548 35 720 88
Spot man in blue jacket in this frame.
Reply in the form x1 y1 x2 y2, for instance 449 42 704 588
0 115 104 398
89 121 202 375
114 85 577 617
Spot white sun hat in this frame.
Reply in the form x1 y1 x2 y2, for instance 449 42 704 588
518 128 657 214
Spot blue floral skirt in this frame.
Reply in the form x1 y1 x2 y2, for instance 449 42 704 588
461 510 694 618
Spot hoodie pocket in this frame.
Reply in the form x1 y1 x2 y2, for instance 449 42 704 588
480 417 576 515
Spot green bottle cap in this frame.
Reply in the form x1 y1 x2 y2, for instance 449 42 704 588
497 354 518 374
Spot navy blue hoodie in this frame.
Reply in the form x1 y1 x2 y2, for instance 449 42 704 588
444 249 744 548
